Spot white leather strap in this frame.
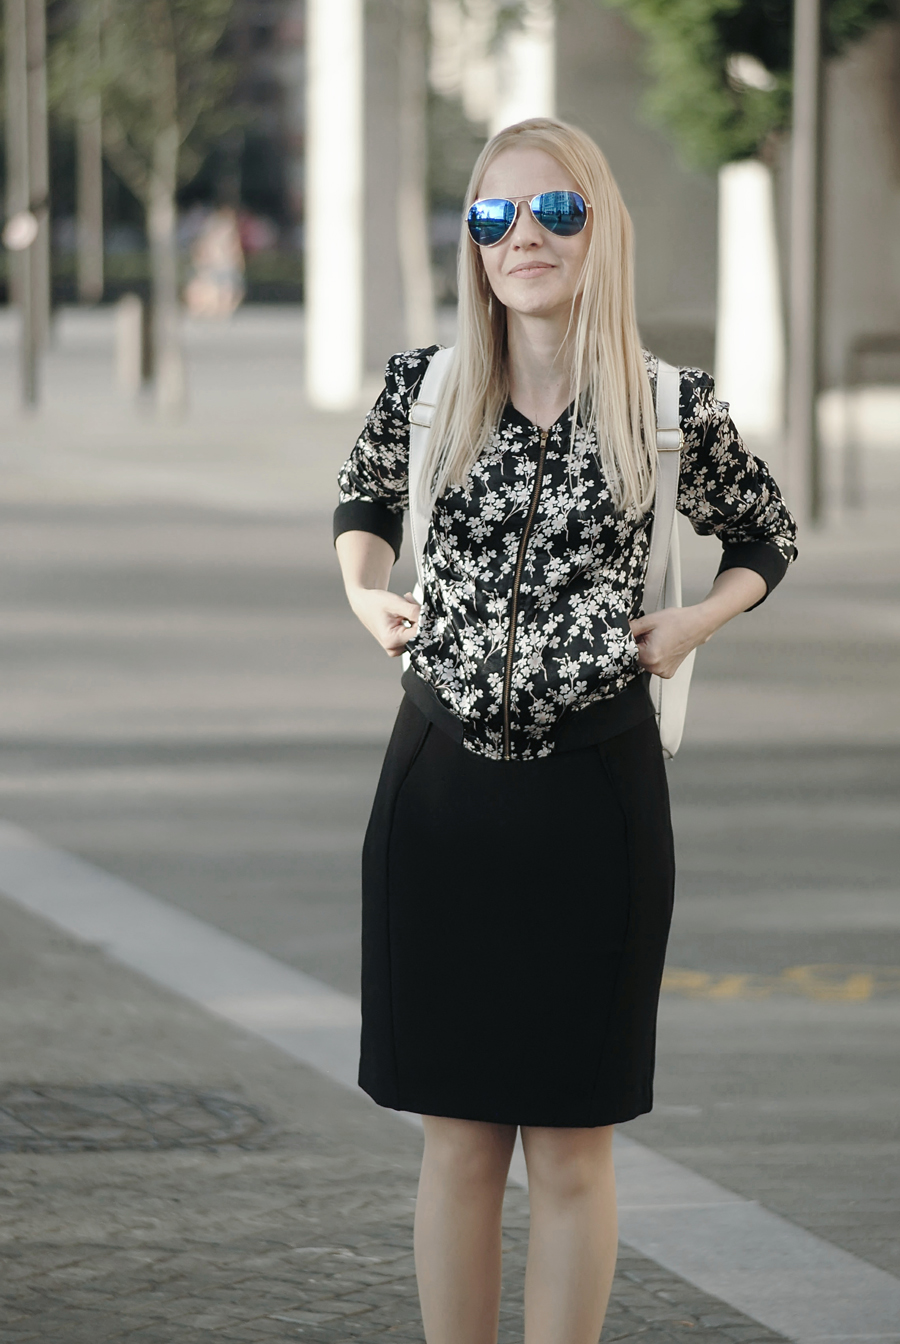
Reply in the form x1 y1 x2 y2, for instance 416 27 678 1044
642 358 683 616
407 346 456 591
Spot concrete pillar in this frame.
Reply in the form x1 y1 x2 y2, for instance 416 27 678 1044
305 0 364 409
115 293 143 396
430 0 555 136
490 0 555 135
715 161 785 461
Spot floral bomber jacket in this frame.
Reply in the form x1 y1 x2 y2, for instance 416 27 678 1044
334 346 797 761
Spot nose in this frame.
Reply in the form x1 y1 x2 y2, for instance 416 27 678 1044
507 200 543 247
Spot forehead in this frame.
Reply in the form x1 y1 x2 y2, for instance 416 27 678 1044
478 146 579 198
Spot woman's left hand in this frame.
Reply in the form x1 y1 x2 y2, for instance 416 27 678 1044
629 567 768 678
628 605 712 679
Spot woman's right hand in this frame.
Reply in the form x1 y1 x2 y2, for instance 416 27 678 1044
347 587 421 658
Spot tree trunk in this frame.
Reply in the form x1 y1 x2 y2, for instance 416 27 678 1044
26 0 50 350
4 0 38 406
396 0 435 348
77 2 104 305
148 123 186 414
786 0 824 524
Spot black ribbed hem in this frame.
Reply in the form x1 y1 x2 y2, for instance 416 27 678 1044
401 666 465 743
401 666 654 754
333 500 403 562
717 540 791 609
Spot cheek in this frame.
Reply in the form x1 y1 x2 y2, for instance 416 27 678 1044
479 249 506 298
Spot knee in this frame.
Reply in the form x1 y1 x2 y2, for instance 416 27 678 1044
422 1118 515 1191
523 1127 614 1204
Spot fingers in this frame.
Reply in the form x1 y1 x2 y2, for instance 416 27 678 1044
349 587 422 658
382 596 420 657
632 623 664 675
636 634 683 678
396 592 421 632
636 642 665 676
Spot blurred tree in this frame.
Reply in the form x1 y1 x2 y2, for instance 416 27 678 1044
51 0 237 409
398 0 435 346
601 0 894 168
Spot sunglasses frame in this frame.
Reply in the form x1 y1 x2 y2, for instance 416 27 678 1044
466 191 592 248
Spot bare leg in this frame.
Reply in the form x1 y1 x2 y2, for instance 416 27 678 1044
414 1115 517 1344
521 1125 617 1344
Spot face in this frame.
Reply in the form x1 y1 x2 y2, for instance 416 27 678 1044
473 146 591 320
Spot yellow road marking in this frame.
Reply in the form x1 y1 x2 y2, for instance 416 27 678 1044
661 965 900 1001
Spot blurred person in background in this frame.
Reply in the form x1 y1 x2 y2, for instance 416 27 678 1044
184 205 246 319
334 117 797 1344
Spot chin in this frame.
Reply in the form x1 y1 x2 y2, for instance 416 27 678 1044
502 290 569 317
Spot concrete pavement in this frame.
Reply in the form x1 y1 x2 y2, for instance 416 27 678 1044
0 835 793 1343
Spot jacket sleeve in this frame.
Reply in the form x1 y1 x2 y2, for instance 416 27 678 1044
333 345 439 562
675 367 798 606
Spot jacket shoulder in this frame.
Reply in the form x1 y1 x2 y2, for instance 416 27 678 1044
641 348 715 406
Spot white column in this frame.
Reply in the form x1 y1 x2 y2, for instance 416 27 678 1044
305 0 363 411
715 160 785 457
490 0 555 136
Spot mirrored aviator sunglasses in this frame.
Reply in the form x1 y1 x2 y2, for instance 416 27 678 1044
466 191 590 247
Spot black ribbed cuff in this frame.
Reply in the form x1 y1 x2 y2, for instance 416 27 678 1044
716 540 790 609
333 500 403 562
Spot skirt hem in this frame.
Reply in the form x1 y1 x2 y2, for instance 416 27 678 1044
359 1080 653 1129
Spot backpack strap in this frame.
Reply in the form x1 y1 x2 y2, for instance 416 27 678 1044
407 346 456 592
642 358 684 615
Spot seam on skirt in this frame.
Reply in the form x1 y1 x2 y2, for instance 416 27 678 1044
585 740 637 1125
382 710 433 1105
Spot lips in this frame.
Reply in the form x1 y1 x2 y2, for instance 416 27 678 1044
509 263 554 277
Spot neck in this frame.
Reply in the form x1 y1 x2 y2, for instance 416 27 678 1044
505 308 576 430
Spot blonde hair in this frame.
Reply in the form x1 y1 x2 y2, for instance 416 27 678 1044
423 117 656 516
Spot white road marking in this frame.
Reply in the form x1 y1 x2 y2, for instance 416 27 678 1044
0 818 897 1343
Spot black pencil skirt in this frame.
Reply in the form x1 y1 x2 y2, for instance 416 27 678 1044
359 696 676 1127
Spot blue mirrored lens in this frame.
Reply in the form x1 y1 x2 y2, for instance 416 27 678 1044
467 198 516 245
530 191 587 236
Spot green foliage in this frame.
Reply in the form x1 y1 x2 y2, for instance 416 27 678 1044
601 0 895 169
49 0 238 201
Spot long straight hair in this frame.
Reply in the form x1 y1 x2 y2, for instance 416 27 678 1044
422 117 656 516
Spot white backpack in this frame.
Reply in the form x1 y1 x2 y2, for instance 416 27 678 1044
405 348 694 759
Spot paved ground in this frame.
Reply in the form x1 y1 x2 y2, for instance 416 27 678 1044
0 309 897 1339
0 891 787 1343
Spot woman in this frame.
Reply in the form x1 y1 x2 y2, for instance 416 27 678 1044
334 118 796 1344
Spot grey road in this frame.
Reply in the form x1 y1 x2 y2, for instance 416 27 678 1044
0 311 897 1340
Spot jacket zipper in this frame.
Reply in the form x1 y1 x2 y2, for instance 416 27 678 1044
502 428 549 760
